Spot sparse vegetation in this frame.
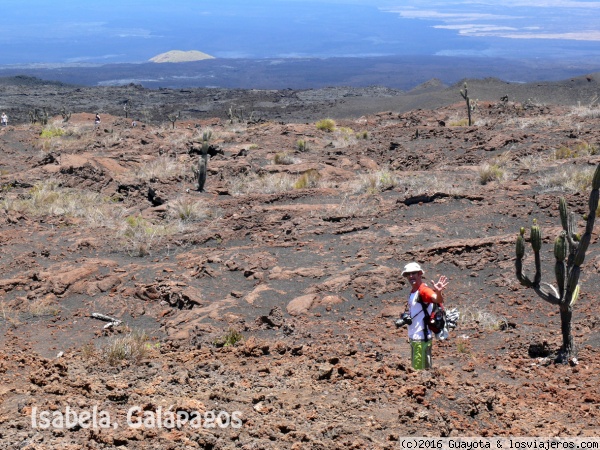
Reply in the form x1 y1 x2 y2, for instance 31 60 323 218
478 163 505 185
0 180 127 226
327 194 380 218
213 328 244 347
539 165 595 192
456 337 472 354
135 156 187 182
121 215 173 257
40 125 65 139
294 169 321 189
273 152 297 165
296 139 309 152
316 118 336 132
354 169 398 194
553 141 597 159
168 197 211 222
103 329 151 366
229 172 297 195
458 305 507 331
449 118 469 127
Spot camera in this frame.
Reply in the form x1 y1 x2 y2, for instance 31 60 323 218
395 313 413 328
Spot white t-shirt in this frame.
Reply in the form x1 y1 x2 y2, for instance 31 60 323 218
407 290 433 341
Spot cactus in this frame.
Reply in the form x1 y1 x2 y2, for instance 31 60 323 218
192 131 210 192
60 108 71 123
166 111 180 129
459 82 474 126
123 98 132 119
515 163 600 363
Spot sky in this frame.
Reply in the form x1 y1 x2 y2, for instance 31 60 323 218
1 0 600 65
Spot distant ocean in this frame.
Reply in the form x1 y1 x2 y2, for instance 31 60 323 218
2 0 600 67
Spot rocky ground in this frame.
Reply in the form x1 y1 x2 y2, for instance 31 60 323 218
0 78 600 449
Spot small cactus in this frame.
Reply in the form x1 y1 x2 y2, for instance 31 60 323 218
515 163 600 363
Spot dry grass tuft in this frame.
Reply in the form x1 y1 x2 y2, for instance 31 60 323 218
353 169 399 194
478 163 506 185
294 169 322 189
135 156 187 182
102 329 152 366
458 305 508 331
539 165 595 192
228 172 297 195
121 215 173 257
272 152 298 165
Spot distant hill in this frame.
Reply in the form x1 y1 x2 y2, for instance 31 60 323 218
149 50 215 63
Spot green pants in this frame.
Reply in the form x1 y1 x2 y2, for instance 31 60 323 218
410 339 432 370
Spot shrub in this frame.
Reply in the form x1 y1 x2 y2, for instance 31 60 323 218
103 329 151 366
458 305 507 331
296 139 309 152
213 328 244 347
449 118 469 127
168 197 210 222
478 163 505 185
354 169 398 194
554 141 597 159
273 152 296 165
294 169 321 189
327 194 380 218
135 156 185 182
1 180 127 227
40 126 65 139
229 173 296 195
121 215 172 257
316 118 336 132
539 166 595 192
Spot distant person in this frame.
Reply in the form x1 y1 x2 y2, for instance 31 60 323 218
1 112 7 126
95 113 100 125
131 119 137 127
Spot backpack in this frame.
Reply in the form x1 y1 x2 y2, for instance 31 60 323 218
417 297 446 334
416 295 459 340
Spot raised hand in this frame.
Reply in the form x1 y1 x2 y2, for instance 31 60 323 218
431 275 448 293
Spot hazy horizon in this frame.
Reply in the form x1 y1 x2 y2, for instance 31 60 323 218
2 0 600 67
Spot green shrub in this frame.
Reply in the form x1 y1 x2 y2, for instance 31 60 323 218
213 328 244 347
40 126 65 139
316 118 336 132
296 139 309 152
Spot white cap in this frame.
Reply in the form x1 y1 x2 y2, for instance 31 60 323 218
401 262 424 276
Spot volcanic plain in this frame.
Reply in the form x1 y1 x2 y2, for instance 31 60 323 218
1 74 600 449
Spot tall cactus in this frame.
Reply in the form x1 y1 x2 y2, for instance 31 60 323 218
193 130 211 192
515 163 600 363
460 82 474 126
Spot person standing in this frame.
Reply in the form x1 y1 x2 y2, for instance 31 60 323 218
398 262 448 370
1 112 7 126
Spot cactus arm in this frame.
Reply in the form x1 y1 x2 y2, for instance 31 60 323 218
515 224 561 304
